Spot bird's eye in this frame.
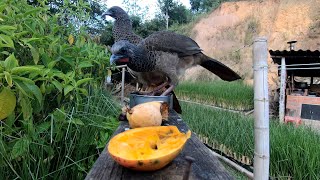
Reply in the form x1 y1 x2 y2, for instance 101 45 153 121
120 48 127 53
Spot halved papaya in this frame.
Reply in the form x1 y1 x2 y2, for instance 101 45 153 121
108 126 191 171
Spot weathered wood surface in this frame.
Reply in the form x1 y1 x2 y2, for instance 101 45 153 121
85 111 234 180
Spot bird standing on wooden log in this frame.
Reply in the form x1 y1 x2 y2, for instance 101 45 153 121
110 31 241 96
103 6 182 113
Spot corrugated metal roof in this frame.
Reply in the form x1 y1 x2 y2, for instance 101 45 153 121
269 49 320 77
269 50 320 62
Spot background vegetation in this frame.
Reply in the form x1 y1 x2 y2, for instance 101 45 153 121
0 0 120 179
175 81 254 110
3 0 318 179
101 0 234 45
180 82 320 179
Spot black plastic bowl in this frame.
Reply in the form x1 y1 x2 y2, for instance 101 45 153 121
129 93 173 109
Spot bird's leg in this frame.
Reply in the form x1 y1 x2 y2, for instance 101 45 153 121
161 84 175 96
149 81 169 95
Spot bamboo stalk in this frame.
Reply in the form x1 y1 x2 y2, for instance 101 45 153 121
279 57 286 123
252 37 270 180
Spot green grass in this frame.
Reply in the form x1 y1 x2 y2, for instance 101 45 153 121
169 12 212 36
0 89 120 179
181 102 320 179
175 81 254 111
221 161 248 180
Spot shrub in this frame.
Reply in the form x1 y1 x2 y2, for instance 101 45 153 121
0 1 118 178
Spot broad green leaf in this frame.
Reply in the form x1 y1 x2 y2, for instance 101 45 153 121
3 71 13 87
66 71 75 79
1 50 10 56
78 61 93 68
14 80 33 99
20 95 32 120
48 61 57 69
64 85 74 96
53 72 66 80
76 78 93 87
23 81 42 105
0 87 16 121
52 80 63 92
40 83 46 93
37 122 51 133
0 25 16 32
11 137 30 159
11 66 43 74
30 46 39 64
78 88 88 96
26 44 39 64
13 77 42 105
12 76 35 84
0 34 14 48
4 54 18 70
61 56 75 67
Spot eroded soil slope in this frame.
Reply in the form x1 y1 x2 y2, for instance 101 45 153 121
183 0 320 89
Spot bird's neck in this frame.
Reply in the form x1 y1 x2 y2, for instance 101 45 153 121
113 18 135 40
128 46 155 72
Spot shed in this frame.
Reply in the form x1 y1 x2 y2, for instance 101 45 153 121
269 42 320 127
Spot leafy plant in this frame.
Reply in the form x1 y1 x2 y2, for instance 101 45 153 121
0 0 118 179
0 89 120 179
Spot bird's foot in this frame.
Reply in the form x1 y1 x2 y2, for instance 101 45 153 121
161 85 175 96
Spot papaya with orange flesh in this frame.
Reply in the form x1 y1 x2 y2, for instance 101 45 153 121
108 126 191 171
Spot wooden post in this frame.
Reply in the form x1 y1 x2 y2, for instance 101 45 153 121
279 57 286 123
253 37 269 180
121 67 125 104
165 9 169 30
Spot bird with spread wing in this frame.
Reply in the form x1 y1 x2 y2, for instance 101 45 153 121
104 6 182 113
110 31 241 96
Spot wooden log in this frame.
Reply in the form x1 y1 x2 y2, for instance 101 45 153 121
85 111 234 180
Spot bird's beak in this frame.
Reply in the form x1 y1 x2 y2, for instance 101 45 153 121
110 54 129 64
102 11 111 18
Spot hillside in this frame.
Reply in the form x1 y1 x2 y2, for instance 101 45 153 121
183 0 320 89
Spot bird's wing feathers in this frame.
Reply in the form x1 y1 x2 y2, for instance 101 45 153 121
143 31 202 57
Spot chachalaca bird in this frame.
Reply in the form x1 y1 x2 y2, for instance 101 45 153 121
104 6 182 113
110 31 241 96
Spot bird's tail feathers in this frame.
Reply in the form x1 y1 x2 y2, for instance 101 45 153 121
170 91 182 114
200 55 241 81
